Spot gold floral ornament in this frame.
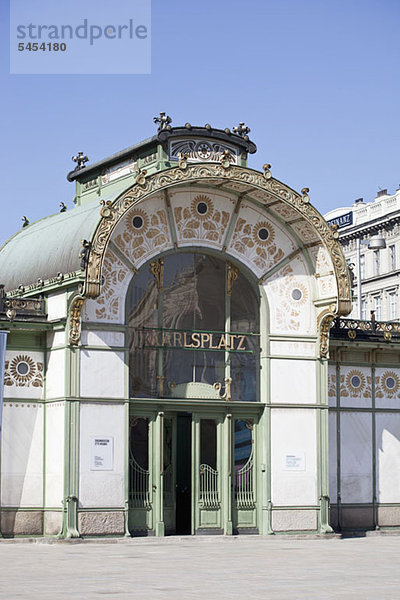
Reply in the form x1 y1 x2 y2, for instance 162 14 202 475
252 222 274 247
6 355 43 387
126 209 150 235
345 369 366 396
173 195 230 245
380 371 400 396
190 195 214 221
287 282 308 306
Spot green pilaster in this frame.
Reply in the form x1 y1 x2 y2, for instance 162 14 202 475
317 358 333 533
154 410 165 536
223 412 233 535
371 352 379 529
60 333 81 538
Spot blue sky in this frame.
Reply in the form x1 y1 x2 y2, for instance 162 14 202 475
1 0 399 245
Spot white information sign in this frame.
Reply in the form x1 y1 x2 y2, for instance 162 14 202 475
283 452 306 471
90 436 114 471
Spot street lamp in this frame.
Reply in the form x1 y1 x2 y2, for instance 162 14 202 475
356 235 386 320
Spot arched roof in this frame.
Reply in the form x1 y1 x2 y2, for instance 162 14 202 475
0 198 101 291
0 162 351 321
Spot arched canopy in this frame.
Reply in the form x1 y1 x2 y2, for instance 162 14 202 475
84 163 351 317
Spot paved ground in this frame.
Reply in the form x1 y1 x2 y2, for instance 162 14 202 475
1 534 400 599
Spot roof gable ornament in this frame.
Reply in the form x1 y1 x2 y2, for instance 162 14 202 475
72 151 89 170
232 122 251 139
153 112 172 132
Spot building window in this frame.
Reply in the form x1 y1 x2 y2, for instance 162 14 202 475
360 254 365 279
361 298 367 320
374 296 382 320
374 250 380 276
389 291 397 320
390 245 396 271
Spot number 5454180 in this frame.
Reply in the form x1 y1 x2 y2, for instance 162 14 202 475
18 43 66 51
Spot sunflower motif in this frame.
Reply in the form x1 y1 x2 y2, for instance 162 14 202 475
381 371 400 395
287 282 308 306
252 221 275 247
190 195 214 220
125 208 150 235
346 369 366 395
10 355 36 384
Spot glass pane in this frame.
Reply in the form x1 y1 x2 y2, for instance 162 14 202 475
200 419 217 470
163 253 226 389
127 268 158 397
130 417 149 470
231 271 259 401
234 420 253 469
231 271 259 334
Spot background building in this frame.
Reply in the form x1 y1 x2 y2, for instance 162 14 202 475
325 187 400 322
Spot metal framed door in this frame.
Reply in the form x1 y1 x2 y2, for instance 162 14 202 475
192 413 224 534
128 412 156 535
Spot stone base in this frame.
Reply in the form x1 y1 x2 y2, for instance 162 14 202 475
44 511 62 536
1 510 43 536
377 506 400 527
272 509 318 532
78 511 125 536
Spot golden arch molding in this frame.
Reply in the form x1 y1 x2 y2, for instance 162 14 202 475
85 162 351 317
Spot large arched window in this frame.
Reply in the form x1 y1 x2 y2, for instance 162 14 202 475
126 252 259 401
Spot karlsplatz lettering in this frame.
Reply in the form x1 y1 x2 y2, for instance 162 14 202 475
142 330 248 352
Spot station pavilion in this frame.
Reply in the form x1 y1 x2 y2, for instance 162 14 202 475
0 117 396 537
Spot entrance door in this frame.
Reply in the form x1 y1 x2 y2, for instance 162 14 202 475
163 413 193 535
193 414 223 534
162 412 223 535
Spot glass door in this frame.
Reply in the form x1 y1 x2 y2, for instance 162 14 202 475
232 419 257 532
128 414 155 535
193 414 223 534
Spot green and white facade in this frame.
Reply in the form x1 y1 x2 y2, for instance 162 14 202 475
0 120 362 537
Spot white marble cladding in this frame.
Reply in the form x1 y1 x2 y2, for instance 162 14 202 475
80 349 125 398
79 403 125 508
269 340 316 358
45 402 65 508
46 330 66 348
271 408 317 506
1 403 44 507
4 351 44 399
376 413 400 503
47 292 67 321
270 359 316 404
81 330 125 347
46 349 65 399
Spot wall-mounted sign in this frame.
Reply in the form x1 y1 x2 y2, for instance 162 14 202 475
327 211 353 229
90 436 114 471
136 327 254 353
283 452 306 471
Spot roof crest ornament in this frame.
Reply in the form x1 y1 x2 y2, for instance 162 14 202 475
232 122 251 139
153 112 172 132
72 151 89 170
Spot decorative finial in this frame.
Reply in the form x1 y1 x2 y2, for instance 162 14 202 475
301 187 310 203
232 122 251 137
72 152 89 169
153 112 172 132
263 164 272 179
220 149 234 169
59 202 67 213
21 216 30 227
